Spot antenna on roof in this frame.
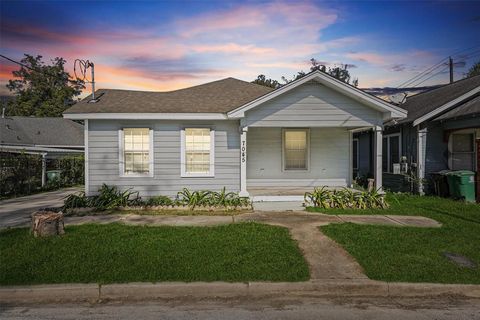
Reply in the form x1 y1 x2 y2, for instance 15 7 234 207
389 92 407 105
74 59 97 103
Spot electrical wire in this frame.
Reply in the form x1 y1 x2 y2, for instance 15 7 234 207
396 44 480 89
397 60 447 88
1 54 37 71
408 66 449 88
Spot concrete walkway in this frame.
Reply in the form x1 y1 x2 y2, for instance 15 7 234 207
0 187 81 228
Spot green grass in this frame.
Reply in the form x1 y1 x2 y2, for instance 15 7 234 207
0 222 309 285
317 194 480 284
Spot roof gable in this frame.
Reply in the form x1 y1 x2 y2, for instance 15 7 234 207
227 71 407 120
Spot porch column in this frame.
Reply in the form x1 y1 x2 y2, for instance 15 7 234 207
417 126 428 195
41 153 47 187
239 127 249 197
373 126 383 191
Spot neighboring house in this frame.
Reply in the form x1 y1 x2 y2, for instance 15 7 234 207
354 75 480 200
0 116 84 185
63 71 407 200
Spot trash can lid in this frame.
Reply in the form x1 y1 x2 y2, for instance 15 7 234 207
446 170 475 176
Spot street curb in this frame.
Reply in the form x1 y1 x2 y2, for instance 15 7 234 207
0 283 99 304
1 280 479 304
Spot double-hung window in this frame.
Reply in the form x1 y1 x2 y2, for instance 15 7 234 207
120 128 153 176
450 132 475 171
181 128 215 177
283 129 309 170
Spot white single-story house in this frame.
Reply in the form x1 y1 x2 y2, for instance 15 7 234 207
63 71 407 201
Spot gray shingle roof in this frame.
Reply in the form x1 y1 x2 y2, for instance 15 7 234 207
0 116 84 146
398 74 480 123
64 77 274 114
434 94 480 120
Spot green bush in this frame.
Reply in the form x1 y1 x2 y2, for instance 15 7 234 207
63 184 140 211
145 195 174 206
304 187 388 209
63 185 251 211
0 152 84 198
176 187 251 210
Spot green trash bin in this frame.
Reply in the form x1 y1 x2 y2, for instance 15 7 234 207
446 170 476 202
46 170 62 182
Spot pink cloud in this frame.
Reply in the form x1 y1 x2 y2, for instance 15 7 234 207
345 52 387 65
192 43 276 55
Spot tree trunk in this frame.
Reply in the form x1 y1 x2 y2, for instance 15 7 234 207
31 211 65 237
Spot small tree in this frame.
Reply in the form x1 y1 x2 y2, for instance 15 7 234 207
284 58 359 86
254 58 359 88
6 54 84 117
252 74 280 88
466 60 480 78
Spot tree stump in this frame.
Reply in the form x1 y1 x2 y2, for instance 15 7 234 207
31 211 65 237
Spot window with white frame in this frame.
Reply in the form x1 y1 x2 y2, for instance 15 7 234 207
121 128 152 176
181 128 214 177
283 129 309 170
450 132 475 171
382 134 400 173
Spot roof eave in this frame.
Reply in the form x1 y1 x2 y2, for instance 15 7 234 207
412 86 480 127
63 112 229 120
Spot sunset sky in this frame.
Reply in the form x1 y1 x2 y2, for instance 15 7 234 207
1 0 480 96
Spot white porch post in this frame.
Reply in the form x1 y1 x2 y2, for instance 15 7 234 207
373 126 383 191
239 127 249 197
41 153 47 187
417 126 428 195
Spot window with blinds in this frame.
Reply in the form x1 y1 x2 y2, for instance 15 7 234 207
284 129 308 170
123 128 150 174
184 128 212 175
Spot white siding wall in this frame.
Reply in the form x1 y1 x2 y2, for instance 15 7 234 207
87 119 240 197
243 80 383 127
247 127 350 187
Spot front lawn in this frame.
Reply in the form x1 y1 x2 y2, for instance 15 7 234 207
0 222 309 285
317 194 480 284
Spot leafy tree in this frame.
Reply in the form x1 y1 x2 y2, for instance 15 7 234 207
466 60 480 78
284 58 359 86
254 58 359 88
252 74 280 88
6 54 84 117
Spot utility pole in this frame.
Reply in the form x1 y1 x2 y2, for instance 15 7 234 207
449 56 454 83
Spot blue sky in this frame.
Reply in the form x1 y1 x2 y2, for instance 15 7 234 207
1 0 479 94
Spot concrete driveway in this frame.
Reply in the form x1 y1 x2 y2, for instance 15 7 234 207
0 187 81 228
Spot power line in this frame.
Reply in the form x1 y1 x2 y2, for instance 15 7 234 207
396 44 480 88
397 59 447 88
0 54 35 71
409 66 449 88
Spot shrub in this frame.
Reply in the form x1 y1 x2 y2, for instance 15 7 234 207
145 195 174 207
63 185 251 211
304 187 388 209
176 187 252 210
63 184 140 211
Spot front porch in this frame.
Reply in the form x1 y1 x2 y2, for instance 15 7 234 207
239 126 384 201
248 186 360 202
